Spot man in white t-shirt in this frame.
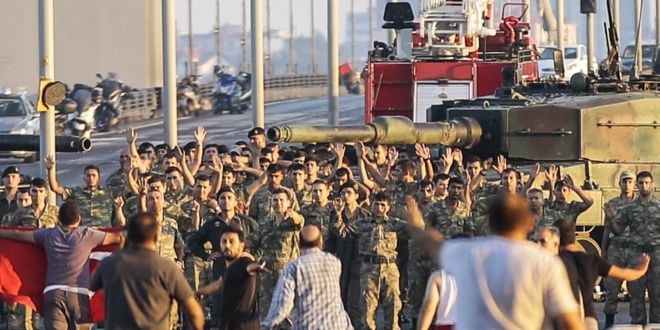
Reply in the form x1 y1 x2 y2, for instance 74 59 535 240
405 194 585 330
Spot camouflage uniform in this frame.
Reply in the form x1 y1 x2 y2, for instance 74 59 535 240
122 195 186 223
603 196 637 318
300 202 334 244
328 207 371 328
5 204 59 228
292 184 313 206
247 212 303 321
165 187 194 214
62 187 114 227
336 214 407 330
388 181 418 313
532 206 563 233
615 197 660 324
546 199 590 222
105 168 128 198
407 199 471 319
157 215 185 330
248 185 300 223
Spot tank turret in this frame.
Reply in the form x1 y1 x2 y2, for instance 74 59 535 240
0 134 92 153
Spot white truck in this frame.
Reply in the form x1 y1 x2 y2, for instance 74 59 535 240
538 44 596 79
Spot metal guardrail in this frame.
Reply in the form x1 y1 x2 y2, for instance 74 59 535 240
121 74 329 120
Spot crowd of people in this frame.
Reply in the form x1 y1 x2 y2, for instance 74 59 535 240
0 123 657 330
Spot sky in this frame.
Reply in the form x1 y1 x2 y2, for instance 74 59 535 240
175 0 382 39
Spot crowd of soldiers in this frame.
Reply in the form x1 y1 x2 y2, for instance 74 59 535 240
0 123 657 329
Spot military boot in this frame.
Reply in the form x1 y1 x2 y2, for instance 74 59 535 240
604 313 615 328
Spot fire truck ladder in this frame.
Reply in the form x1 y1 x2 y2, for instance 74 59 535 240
419 0 497 56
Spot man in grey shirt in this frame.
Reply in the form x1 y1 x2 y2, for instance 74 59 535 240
90 212 205 330
0 201 124 330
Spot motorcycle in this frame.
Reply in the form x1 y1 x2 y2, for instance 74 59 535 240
177 77 202 117
94 73 135 132
212 72 243 115
55 84 100 139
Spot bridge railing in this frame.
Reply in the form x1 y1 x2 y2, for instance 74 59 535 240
122 74 330 121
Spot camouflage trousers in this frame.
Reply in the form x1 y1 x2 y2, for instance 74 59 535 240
602 243 635 316
7 303 40 330
361 263 401 330
627 247 660 324
182 254 213 330
407 253 436 317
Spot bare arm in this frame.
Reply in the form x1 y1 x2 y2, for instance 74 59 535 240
197 277 223 296
553 312 586 330
102 232 125 246
405 196 444 256
44 156 65 196
417 272 442 330
181 296 205 330
0 229 36 243
608 254 650 281
189 126 206 175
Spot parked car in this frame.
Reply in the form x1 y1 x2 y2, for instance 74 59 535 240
0 92 40 163
621 44 660 75
538 44 595 79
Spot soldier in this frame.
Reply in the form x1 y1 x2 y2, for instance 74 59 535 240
0 166 21 219
1 189 30 225
105 148 132 199
286 163 313 206
609 171 660 325
433 174 450 201
335 193 407 330
602 170 637 328
45 156 115 228
146 189 185 330
248 164 299 223
547 170 594 222
300 179 334 242
328 181 371 328
247 188 304 322
417 179 437 212
527 188 561 234
471 168 520 236
7 178 59 228
304 156 321 185
165 166 194 215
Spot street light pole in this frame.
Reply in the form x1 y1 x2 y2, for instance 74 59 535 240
242 0 248 71
38 0 56 203
215 0 220 64
311 0 316 73
162 0 178 146
187 0 193 75
266 0 272 75
351 0 355 65
369 0 373 48
251 0 265 128
289 0 295 73
328 0 339 125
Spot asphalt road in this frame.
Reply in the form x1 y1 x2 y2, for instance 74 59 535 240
0 95 365 187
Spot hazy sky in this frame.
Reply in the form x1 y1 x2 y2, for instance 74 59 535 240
175 0 378 38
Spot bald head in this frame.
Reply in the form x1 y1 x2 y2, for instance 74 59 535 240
488 193 534 235
300 224 323 249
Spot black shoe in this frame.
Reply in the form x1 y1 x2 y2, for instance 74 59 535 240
604 314 615 328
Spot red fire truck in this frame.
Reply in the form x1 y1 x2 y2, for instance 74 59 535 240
364 0 539 123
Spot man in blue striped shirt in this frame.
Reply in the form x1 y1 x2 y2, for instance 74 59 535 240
261 224 353 330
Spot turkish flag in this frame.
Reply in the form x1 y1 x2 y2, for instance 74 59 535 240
0 227 121 322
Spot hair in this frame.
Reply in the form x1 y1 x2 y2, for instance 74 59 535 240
311 179 328 187
554 180 568 190
216 186 236 199
487 194 531 233
147 175 166 186
638 171 654 181
293 150 307 159
304 156 319 165
434 173 451 183
220 224 245 243
554 218 576 246
164 167 182 176
163 152 177 160
419 179 434 189
83 165 100 175
335 167 350 177
527 188 544 196
59 201 81 226
259 157 272 164
300 224 323 248
183 141 197 152
17 188 30 195
154 144 170 152
138 142 154 151
398 160 416 175
204 144 220 153
448 177 465 187
289 163 306 173
372 192 391 205
127 213 160 244
501 168 518 178
267 164 285 175
535 225 560 242
195 174 211 183
339 181 359 193
30 178 48 189
466 155 482 164
271 188 290 199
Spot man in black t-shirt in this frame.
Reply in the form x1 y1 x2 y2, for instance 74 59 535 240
196 225 265 330
555 218 649 329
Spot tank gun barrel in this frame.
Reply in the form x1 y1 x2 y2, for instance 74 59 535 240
0 134 92 153
267 116 482 147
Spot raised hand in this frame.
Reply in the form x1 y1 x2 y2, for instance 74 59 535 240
44 155 56 170
114 196 125 210
415 143 431 160
193 126 207 145
545 164 558 185
211 155 224 173
126 127 137 145
495 154 507 174
451 148 463 165
191 200 200 214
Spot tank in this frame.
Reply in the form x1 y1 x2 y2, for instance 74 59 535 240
0 134 92 153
